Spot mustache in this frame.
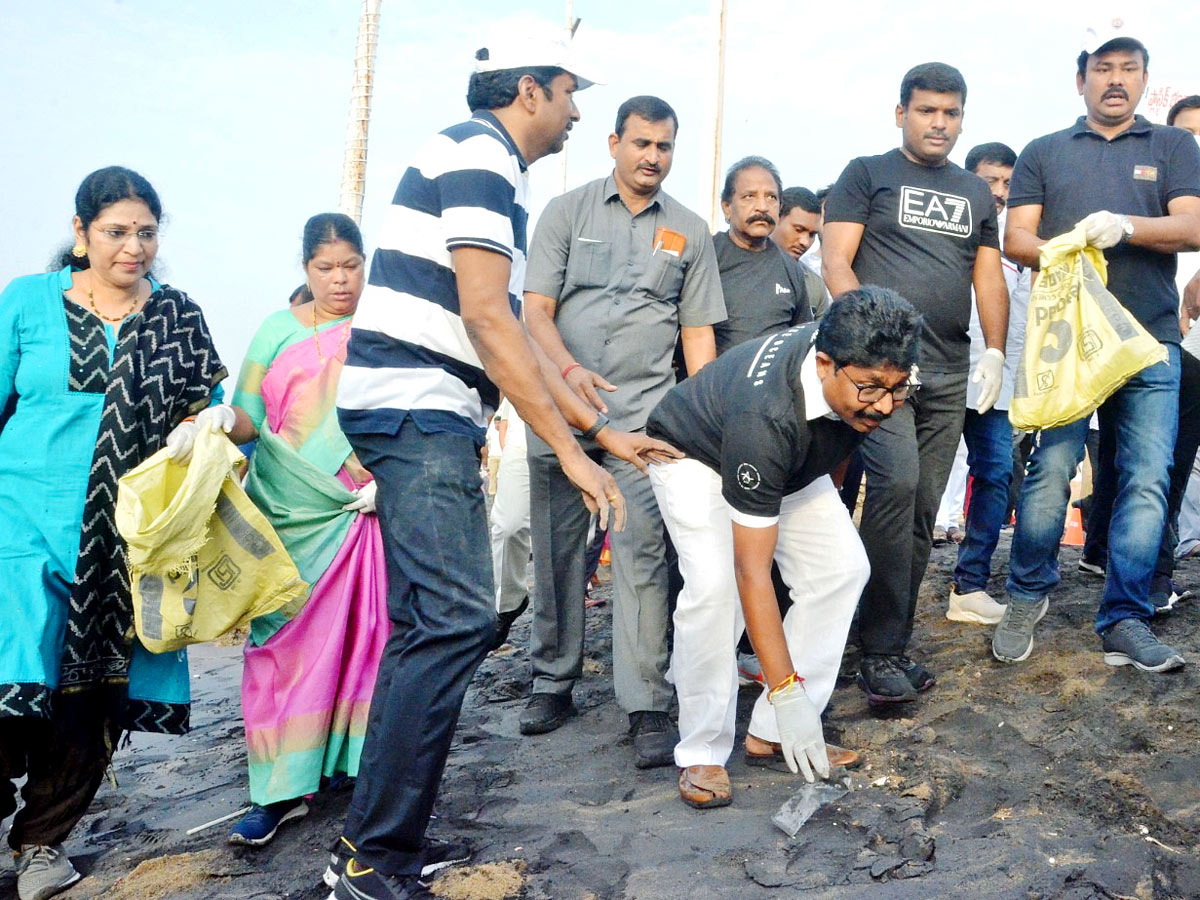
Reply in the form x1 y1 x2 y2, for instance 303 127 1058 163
1103 88 1129 100
857 409 889 423
746 213 776 226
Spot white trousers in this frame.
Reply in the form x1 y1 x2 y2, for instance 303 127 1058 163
490 438 531 614
650 459 869 768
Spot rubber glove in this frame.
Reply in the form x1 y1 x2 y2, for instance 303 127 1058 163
1079 211 1124 250
769 676 830 783
342 480 378 515
165 420 199 464
971 348 1005 414
195 404 237 434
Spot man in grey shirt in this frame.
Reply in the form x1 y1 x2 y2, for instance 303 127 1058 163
521 95 726 767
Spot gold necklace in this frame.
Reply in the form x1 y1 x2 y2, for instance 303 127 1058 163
87 275 138 323
312 307 350 361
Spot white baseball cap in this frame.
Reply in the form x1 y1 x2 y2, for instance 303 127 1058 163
1081 15 1146 55
473 22 603 90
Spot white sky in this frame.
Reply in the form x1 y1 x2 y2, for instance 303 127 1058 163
1 0 1196 373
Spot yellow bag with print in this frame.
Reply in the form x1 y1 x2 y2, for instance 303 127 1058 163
1009 222 1168 431
116 426 308 653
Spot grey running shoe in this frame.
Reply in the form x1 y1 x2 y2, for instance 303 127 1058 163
991 597 1049 663
15 844 80 900
1101 618 1185 672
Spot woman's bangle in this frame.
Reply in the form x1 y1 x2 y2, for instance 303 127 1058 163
768 671 804 701
561 363 582 380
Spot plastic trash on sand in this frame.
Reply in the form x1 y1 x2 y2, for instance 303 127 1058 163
772 775 852 837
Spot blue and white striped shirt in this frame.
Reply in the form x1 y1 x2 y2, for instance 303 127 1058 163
337 111 529 441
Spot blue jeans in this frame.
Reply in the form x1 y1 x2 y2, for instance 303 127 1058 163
952 408 1015 593
1006 345 1180 633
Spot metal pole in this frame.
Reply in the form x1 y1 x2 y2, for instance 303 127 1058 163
708 0 728 230
339 0 382 223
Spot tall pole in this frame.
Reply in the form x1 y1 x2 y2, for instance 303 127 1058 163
560 0 579 194
339 0 382 223
708 0 728 230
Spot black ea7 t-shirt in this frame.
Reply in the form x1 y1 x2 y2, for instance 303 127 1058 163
646 323 864 524
825 148 1000 373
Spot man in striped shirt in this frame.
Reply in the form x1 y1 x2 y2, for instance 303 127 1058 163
330 29 679 900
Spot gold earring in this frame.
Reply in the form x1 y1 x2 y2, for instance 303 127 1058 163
71 244 87 258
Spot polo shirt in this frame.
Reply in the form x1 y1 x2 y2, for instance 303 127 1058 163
647 322 864 526
336 111 529 441
524 175 726 432
825 149 1000 373
1009 115 1200 344
711 231 812 355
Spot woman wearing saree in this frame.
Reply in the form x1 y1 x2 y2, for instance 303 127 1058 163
222 213 388 846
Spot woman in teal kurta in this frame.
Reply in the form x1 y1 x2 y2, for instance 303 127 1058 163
0 167 225 900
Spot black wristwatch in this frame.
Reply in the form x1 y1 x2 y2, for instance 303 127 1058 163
581 412 610 440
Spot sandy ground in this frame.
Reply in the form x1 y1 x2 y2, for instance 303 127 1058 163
5 533 1200 900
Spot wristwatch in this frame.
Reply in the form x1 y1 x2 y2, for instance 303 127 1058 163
1119 215 1135 243
581 412 609 440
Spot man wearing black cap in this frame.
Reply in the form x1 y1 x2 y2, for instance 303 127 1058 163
994 19 1200 672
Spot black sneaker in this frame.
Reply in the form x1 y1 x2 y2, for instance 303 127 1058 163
518 692 577 735
492 596 529 650
1101 618 1185 672
897 656 935 692
325 836 471 889
628 710 676 769
333 860 432 899
1078 558 1106 577
324 835 357 889
857 655 918 704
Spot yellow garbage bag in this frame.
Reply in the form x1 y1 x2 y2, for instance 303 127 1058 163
116 426 308 653
1009 222 1168 431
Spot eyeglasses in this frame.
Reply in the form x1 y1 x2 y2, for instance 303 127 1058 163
835 366 919 403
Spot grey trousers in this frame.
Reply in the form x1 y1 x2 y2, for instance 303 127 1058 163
527 433 672 714
856 370 968 656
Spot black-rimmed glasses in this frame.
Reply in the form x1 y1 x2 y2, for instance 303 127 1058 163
834 366 920 403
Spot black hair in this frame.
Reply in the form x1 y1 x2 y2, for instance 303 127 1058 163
721 156 782 204
816 285 922 371
779 187 820 218
900 62 967 107
814 185 832 207
59 165 162 270
1076 38 1149 78
466 64 567 112
614 95 679 137
964 142 1017 173
302 213 364 265
1167 94 1200 126
288 284 313 307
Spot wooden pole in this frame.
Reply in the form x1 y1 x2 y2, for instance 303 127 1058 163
708 0 728 230
560 0 579 194
339 0 382 223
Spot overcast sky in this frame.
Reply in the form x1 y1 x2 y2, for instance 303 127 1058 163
2 0 1196 374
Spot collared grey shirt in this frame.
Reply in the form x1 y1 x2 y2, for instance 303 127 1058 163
525 174 726 432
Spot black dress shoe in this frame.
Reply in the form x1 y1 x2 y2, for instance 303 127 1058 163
492 596 529 650
518 692 577 735
629 710 675 768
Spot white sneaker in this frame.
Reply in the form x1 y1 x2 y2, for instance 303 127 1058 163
947 587 1007 625
15 844 80 900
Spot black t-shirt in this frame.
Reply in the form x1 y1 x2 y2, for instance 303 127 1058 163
1009 116 1200 344
647 322 863 522
825 148 1000 373
711 231 812 355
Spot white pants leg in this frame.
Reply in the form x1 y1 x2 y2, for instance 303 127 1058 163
650 459 742 768
490 444 531 614
1175 450 1200 557
935 436 969 530
748 475 870 743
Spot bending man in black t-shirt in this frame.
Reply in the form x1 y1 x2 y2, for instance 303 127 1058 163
646 286 922 809
823 62 1010 705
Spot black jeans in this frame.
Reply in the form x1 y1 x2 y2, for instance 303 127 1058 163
1084 348 1200 584
342 422 496 877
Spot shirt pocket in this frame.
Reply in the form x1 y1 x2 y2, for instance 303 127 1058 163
565 239 611 289
638 252 685 303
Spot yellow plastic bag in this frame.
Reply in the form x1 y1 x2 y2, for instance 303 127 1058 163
116 427 308 653
1009 222 1167 430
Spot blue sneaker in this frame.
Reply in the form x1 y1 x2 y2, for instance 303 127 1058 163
228 799 309 846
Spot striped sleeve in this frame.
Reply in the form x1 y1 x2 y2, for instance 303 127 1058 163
417 132 520 259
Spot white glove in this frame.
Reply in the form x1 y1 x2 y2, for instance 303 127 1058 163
342 480 378 515
165 420 199 464
195 404 237 434
1079 211 1124 250
769 677 830 783
970 347 1005 414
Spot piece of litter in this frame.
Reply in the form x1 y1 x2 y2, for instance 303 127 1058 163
1138 825 1150 835
1168 725 1173 731
185 806 252 836
1048 856 1056 865
998 721 1004 728
872 776 888 787
772 777 851 837
1144 835 1182 854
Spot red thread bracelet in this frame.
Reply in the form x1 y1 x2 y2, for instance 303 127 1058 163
562 363 582 380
